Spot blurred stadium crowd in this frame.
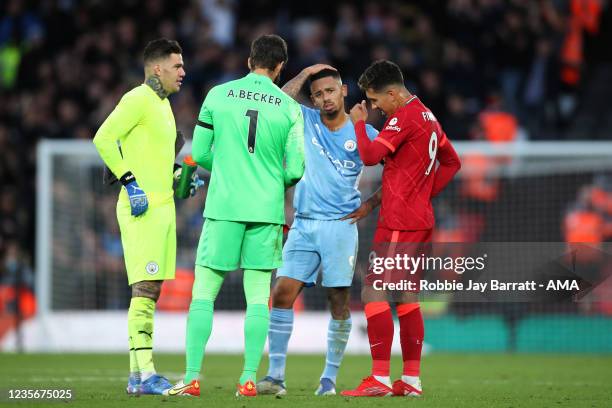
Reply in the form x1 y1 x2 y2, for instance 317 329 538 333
1 0 612 312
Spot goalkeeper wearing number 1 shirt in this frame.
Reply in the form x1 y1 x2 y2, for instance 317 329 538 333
342 60 461 397
165 34 305 398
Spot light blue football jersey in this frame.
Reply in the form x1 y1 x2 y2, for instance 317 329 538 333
293 105 378 220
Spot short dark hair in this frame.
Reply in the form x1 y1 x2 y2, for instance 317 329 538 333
143 38 182 63
249 34 288 71
308 69 341 87
358 60 404 92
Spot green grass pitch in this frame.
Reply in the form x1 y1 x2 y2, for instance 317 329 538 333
1 353 611 407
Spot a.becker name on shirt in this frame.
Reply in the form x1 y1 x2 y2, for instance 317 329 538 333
227 89 282 106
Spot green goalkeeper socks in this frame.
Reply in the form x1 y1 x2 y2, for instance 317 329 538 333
128 297 156 375
240 303 270 384
183 266 271 384
184 265 225 382
184 299 214 382
240 269 272 384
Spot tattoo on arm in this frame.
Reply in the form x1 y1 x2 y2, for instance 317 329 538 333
145 75 169 99
281 70 311 99
132 280 163 301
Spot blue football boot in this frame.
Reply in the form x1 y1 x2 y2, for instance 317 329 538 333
140 374 173 395
126 373 141 394
315 377 336 396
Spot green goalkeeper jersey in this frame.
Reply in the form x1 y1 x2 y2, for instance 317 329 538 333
93 84 177 207
193 72 304 224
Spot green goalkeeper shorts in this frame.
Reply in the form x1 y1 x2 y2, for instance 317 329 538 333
196 218 283 271
117 201 176 285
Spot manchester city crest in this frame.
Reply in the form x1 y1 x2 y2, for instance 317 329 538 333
145 261 159 275
344 140 356 152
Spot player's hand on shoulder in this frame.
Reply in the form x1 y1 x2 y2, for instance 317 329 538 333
349 100 368 124
340 201 374 224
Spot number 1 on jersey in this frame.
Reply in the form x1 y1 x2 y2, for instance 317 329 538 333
425 131 438 175
245 109 258 153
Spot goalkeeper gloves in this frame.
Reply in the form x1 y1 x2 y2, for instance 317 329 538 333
173 163 205 197
120 171 148 216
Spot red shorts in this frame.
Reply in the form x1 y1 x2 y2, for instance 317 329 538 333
365 228 433 289
373 228 433 243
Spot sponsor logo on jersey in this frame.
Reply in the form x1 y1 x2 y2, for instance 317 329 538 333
145 261 159 275
344 140 356 152
385 125 401 132
385 117 401 132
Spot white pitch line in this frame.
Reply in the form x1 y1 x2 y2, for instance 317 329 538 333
26 372 184 382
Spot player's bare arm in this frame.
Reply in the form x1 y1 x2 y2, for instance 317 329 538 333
341 187 381 224
282 64 336 99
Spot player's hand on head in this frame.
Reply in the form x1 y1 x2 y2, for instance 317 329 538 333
349 100 368 124
305 64 337 76
340 201 373 224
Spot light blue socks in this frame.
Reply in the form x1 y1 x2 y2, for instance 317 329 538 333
321 318 352 383
266 309 352 384
266 307 294 381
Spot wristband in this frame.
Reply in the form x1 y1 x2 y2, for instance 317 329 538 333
119 171 136 186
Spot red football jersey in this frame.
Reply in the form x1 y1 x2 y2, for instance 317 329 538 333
371 96 459 231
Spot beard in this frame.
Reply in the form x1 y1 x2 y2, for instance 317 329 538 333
321 106 341 120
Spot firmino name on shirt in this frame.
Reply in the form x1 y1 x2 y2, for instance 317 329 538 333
227 89 282 106
422 111 437 122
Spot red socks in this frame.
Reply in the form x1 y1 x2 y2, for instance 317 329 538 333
397 303 424 376
364 302 424 377
364 302 393 376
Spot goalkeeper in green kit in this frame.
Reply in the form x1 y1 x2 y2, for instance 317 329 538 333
165 34 305 397
93 39 202 395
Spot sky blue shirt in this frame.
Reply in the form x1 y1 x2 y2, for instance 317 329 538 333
294 105 378 220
